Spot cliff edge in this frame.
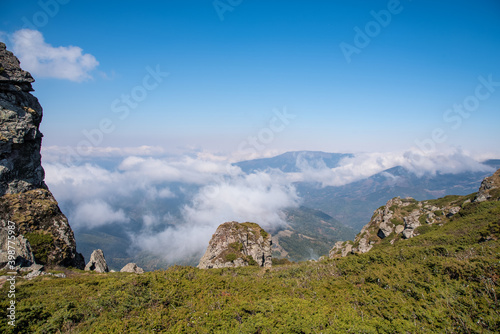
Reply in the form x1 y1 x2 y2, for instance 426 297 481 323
0 42 84 269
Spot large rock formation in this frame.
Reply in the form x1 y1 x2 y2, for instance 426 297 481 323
85 249 109 273
0 42 84 269
198 222 272 269
330 168 500 259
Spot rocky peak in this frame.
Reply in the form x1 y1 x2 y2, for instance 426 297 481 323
0 43 84 269
198 222 272 269
85 249 109 273
0 42 35 92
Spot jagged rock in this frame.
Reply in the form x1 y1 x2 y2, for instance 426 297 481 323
120 263 144 274
474 169 500 202
0 42 44 195
198 222 272 269
0 43 84 269
402 210 422 239
0 43 34 91
0 219 35 268
85 249 109 273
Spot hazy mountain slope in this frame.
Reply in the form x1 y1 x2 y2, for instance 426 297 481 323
299 163 500 230
272 206 355 262
236 151 500 230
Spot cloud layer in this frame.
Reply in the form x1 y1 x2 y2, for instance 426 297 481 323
10 29 99 81
292 148 493 187
43 147 494 264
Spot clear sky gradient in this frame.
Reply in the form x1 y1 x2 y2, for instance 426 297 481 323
1 0 499 158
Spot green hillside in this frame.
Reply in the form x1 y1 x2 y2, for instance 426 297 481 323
1 195 499 333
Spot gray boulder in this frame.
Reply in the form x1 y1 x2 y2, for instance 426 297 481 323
85 249 109 273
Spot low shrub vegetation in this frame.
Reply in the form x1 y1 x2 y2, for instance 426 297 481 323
1 201 498 333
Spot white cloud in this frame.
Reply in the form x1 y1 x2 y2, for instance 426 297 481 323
131 170 300 263
182 171 299 229
9 29 98 82
43 148 495 264
71 200 129 229
131 224 215 264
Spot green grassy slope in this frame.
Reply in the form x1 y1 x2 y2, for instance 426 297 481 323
1 200 499 333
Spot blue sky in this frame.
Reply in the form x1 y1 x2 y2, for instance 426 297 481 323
1 0 500 158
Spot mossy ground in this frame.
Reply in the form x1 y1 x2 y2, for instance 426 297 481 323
1 201 499 333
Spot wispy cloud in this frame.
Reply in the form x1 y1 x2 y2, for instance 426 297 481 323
9 29 99 82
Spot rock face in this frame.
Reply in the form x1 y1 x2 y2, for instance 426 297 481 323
85 249 109 273
0 43 84 269
330 169 500 259
198 222 272 269
0 42 45 194
120 262 144 274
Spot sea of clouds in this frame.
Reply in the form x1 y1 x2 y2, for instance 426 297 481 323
42 146 493 263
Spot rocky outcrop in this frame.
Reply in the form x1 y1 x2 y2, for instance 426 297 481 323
120 262 144 274
330 169 500 259
329 196 460 258
474 169 500 202
198 222 272 269
0 42 84 269
85 249 109 273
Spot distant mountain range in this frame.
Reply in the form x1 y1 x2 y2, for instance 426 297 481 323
236 151 500 230
236 151 353 173
71 151 500 268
